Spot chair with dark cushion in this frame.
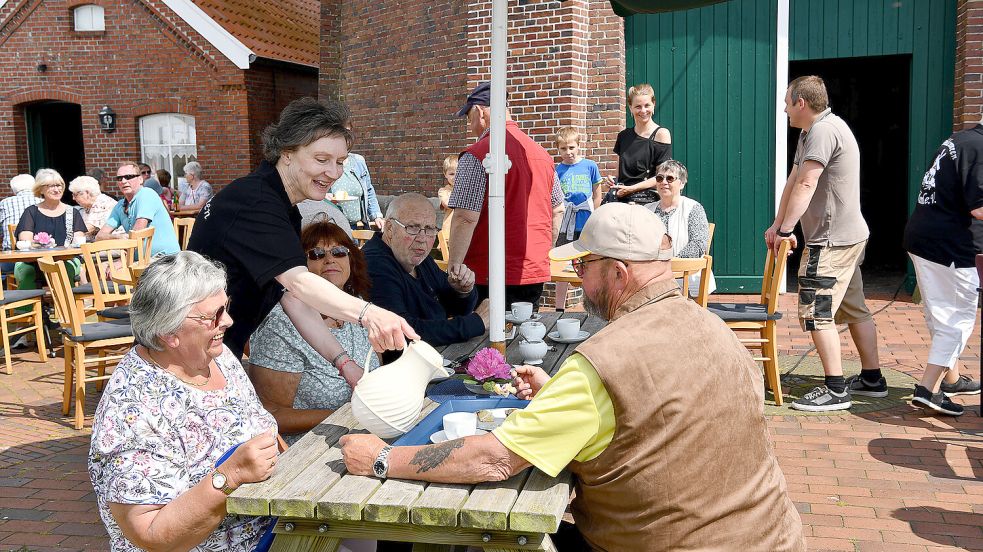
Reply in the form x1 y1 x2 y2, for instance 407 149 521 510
80 239 138 321
0 287 47 374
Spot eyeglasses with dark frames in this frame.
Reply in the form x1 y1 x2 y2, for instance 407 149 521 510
115 174 141 182
571 256 608 277
307 245 350 261
140 170 152 176
654 174 677 183
389 218 439 238
186 299 230 328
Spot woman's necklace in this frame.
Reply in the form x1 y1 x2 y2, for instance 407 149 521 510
146 349 211 388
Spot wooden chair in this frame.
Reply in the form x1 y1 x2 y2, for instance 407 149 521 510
671 255 714 307
351 229 375 247
130 226 155 263
0 285 47 374
706 240 790 405
80 239 138 321
706 222 715 253
435 231 451 271
7 223 16 249
173 218 195 250
38 257 134 429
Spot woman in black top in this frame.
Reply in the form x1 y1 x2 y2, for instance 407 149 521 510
14 169 86 290
608 83 673 204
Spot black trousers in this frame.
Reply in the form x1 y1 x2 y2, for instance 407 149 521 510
476 282 546 310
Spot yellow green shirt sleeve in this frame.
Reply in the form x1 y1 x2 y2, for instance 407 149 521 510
492 353 616 477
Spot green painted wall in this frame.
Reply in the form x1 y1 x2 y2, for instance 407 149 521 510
625 0 778 292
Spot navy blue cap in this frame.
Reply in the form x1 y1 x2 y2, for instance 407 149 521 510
456 82 491 117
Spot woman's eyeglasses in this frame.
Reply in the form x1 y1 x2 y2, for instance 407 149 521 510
654 174 677 183
186 300 230 328
571 256 608 277
307 245 350 261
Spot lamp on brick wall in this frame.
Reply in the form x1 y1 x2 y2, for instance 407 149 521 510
98 106 116 133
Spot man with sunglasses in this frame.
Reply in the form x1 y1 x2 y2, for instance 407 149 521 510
341 203 804 551
95 161 180 256
364 193 489 355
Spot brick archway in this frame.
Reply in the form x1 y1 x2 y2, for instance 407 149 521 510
8 86 84 107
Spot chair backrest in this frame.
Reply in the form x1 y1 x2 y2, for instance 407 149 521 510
760 240 791 313
38 257 84 337
80 239 139 310
173 218 195 250
706 222 715 254
436 230 450 263
130 226 155 261
351 229 375 247
671 255 712 307
7 224 16 249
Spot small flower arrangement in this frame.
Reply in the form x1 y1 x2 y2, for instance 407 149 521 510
34 232 53 247
462 347 517 396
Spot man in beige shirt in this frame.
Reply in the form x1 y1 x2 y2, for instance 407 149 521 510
766 75 883 412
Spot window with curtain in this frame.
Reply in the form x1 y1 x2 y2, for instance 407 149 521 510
139 114 197 180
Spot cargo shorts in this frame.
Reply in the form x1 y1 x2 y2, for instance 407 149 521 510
797 240 872 331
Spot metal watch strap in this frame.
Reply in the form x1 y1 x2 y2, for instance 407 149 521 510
373 445 393 478
212 470 235 495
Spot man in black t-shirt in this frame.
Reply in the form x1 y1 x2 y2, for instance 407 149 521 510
902 122 983 416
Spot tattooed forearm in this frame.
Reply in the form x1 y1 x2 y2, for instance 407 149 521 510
409 440 465 473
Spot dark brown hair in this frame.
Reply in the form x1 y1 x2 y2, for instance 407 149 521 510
788 75 829 112
301 221 371 299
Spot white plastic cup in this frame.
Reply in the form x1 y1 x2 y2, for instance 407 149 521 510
15 240 31 251
442 412 477 440
556 318 581 340
511 302 533 322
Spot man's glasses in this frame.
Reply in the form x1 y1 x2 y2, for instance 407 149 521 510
307 245 350 261
115 174 140 182
186 300 230 328
654 174 677 183
390 218 438 237
571 256 608 277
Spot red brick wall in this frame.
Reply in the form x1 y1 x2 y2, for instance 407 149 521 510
245 62 319 168
955 0 983 128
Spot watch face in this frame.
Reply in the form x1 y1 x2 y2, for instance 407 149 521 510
212 472 227 489
373 460 385 477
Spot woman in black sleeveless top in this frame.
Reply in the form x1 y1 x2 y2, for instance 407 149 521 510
609 83 673 204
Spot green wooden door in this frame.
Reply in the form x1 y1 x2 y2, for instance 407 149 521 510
626 0 778 291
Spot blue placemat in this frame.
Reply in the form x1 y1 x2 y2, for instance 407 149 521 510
394 397 529 446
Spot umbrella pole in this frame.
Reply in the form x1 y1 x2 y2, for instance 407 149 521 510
487 0 509 354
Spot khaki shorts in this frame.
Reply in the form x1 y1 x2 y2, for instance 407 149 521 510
797 241 872 331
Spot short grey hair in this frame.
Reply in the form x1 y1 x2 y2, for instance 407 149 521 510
9 174 34 194
183 161 203 179
33 168 65 198
385 192 435 221
68 175 101 197
655 159 688 184
129 251 227 351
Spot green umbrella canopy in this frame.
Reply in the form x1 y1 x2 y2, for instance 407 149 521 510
608 0 728 16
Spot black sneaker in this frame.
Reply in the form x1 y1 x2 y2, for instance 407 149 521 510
791 386 852 412
845 374 888 397
912 385 964 416
939 375 981 397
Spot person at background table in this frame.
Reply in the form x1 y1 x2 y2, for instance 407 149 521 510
249 221 380 444
89 251 280 552
187 96 417 374
156 169 173 207
330 122 384 229
554 126 604 246
603 83 672 205
437 154 456 243
95 161 181 257
179 161 213 210
341 204 804 552
68 175 122 239
0 173 40 286
902 122 983 416
138 162 164 195
643 159 715 296
297 198 352 235
447 82 565 307
14 169 86 290
364 193 488 360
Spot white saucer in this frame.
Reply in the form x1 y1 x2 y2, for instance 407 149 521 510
522 358 544 365
505 311 541 324
547 330 590 344
430 428 488 443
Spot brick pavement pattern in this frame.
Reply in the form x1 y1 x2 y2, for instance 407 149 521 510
0 289 981 551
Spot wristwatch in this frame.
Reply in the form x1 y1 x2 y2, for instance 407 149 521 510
777 229 794 238
211 470 235 495
373 445 394 479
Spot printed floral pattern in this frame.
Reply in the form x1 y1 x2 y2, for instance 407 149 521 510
88 346 276 551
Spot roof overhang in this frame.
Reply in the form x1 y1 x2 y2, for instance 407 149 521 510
162 0 255 69
608 0 729 16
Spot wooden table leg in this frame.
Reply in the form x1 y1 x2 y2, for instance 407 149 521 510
269 534 342 552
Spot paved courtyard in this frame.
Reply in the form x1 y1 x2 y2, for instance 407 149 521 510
0 284 981 551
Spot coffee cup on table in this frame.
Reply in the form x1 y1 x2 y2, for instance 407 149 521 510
443 412 477 440
556 318 581 340
15 240 30 251
511 302 533 322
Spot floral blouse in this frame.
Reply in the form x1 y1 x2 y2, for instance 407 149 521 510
88 346 277 552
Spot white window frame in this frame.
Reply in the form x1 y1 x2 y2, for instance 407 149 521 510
139 113 198 181
73 5 105 32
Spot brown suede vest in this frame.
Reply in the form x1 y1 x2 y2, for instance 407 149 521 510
572 280 805 551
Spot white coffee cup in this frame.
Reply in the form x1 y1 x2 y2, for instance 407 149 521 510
443 412 477 440
519 321 547 342
511 302 533 322
15 240 31 251
73 236 87 246
556 318 581 340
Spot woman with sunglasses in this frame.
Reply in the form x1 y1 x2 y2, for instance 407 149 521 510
605 83 673 204
644 159 715 295
248 222 379 443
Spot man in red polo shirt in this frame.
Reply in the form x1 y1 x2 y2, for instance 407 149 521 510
446 82 565 307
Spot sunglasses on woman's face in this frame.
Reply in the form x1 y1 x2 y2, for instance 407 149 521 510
307 245 350 261
654 174 677 183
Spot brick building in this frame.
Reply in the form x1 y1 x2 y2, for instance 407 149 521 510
0 0 318 194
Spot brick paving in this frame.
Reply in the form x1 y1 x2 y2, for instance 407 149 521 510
0 287 981 551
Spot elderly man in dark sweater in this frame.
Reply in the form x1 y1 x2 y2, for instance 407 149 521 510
364 193 489 353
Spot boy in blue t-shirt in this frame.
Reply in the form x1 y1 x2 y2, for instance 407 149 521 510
554 126 604 244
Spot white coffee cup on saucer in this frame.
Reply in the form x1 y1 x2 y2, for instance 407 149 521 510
15 240 31 251
443 412 477 440
519 321 547 342
556 318 581 340
511 302 533 322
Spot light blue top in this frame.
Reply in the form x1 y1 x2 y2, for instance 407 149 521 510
105 187 180 256
330 153 382 224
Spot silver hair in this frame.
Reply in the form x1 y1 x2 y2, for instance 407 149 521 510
129 251 227 351
68 175 101 197
183 161 203 179
33 168 65 198
10 174 34 194
385 192 435 221
655 159 688 184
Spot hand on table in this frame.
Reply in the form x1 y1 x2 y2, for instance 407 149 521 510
362 304 420 353
512 365 549 400
339 433 387 476
224 428 280 489
447 263 475 294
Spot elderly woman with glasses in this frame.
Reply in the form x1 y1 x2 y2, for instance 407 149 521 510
249 221 380 443
68 175 122 237
89 251 280 552
13 168 87 290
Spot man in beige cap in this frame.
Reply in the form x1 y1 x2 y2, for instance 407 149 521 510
340 204 804 551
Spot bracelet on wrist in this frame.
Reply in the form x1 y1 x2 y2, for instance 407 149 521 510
777 229 794 238
339 358 359 372
331 352 350 367
358 302 372 327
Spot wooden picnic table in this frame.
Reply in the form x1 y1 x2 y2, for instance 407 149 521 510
169 207 200 218
227 311 605 550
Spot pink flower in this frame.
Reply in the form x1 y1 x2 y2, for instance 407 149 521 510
34 232 52 246
466 347 512 381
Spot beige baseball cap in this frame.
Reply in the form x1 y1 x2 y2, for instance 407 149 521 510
549 203 673 262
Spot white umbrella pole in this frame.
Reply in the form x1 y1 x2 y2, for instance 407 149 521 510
486 0 509 354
